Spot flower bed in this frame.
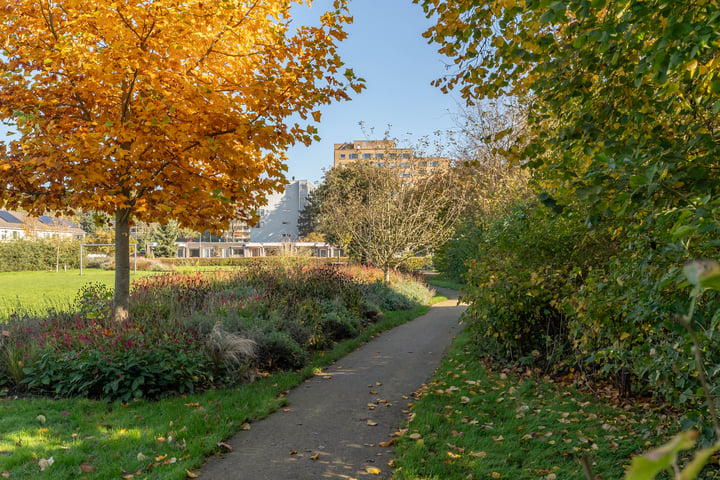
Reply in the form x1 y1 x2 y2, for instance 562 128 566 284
0 264 433 401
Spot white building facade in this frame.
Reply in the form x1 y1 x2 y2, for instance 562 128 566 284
250 179 313 242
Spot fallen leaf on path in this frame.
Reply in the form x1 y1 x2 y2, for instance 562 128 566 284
290 450 298 455
366 466 381 474
241 422 251 430
217 442 232 451
310 453 320 460
367 420 378 426
186 470 199 478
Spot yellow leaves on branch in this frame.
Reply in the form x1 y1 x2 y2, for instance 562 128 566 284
0 0 363 231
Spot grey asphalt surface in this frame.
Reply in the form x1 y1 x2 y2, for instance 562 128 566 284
197 287 467 479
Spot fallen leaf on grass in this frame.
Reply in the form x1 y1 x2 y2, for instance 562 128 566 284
241 422 251 430
186 470 199 479
79 463 95 473
137 452 147 461
36 415 46 424
1 472 8 478
38 457 53 471
217 442 232 451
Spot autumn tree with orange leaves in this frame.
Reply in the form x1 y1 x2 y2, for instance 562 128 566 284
0 0 363 321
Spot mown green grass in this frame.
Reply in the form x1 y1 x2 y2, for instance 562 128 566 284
424 274 464 292
392 331 670 480
0 303 431 479
0 270 157 318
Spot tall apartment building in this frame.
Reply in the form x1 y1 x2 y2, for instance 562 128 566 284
250 179 314 242
333 140 451 178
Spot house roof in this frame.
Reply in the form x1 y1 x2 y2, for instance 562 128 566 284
0 210 86 236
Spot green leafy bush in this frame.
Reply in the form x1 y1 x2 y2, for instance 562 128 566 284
0 238 82 272
257 330 308 370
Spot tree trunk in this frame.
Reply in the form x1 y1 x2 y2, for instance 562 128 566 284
114 208 131 322
383 266 390 283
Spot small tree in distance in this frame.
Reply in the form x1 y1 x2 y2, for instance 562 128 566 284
152 221 179 258
319 163 466 282
0 0 363 321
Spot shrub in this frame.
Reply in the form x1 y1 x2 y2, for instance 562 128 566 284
0 238 82 272
257 330 308 370
23 347 211 401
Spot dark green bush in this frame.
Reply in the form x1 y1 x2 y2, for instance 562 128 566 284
23 347 211 401
0 238 82 272
257 330 308 370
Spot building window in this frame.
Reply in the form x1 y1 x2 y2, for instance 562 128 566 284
349 153 358 159
375 153 384 159
417 161 427 167
340 154 346 159
401 153 410 159
388 162 396 168
400 162 410 169
389 153 397 159
401 172 410 178
417 169 427 176
362 153 371 159
429 161 440 167
376 162 384 167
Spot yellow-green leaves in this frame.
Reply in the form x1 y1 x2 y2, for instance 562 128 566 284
625 431 720 480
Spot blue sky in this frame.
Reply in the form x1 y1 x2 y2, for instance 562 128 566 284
287 0 462 182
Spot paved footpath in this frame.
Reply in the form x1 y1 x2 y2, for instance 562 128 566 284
198 287 467 479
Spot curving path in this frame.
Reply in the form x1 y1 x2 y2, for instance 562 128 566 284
198 287 467 479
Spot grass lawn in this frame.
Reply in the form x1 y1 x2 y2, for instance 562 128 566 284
0 270 158 318
0 304 430 479
392 330 673 480
424 273 465 292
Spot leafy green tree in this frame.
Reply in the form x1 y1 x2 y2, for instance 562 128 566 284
417 0 720 249
297 190 322 239
152 221 179 258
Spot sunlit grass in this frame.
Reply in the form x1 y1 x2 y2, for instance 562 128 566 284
0 270 156 317
424 273 464 291
392 331 671 480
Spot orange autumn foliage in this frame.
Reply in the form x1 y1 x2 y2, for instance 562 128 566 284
0 0 362 319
